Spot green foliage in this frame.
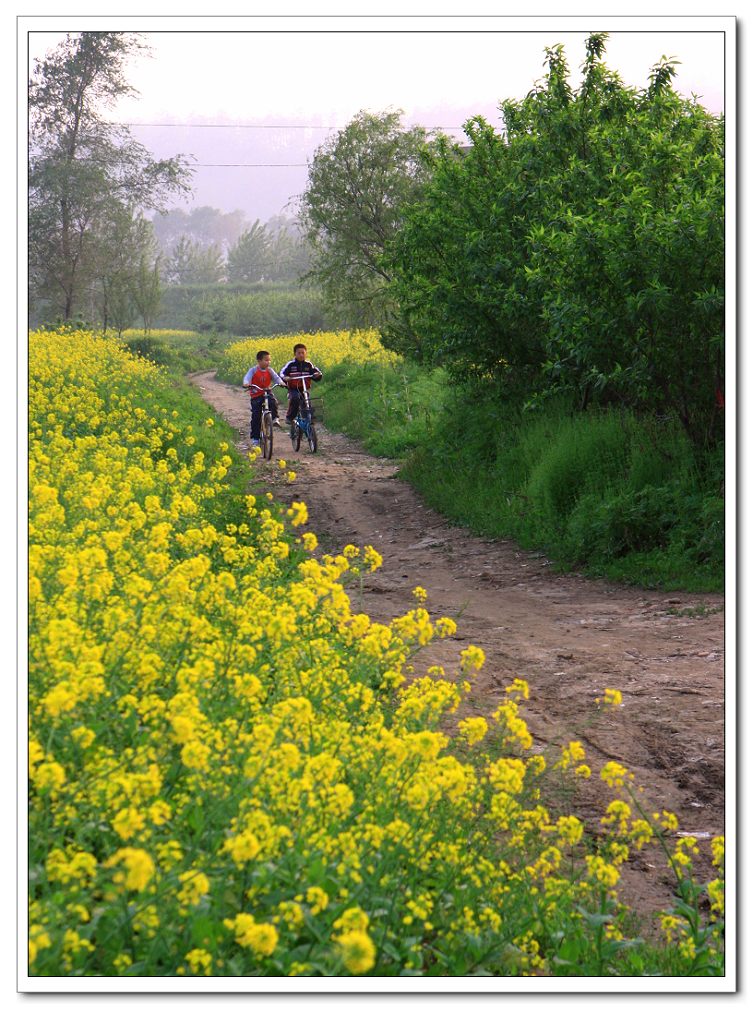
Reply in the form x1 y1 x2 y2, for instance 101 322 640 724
264 226 312 282
381 35 724 449
154 209 312 287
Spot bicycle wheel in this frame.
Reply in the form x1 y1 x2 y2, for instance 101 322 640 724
294 423 302 452
307 423 318 454
261 413 273 460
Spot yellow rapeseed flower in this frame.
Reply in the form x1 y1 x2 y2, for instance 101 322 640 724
457 716 488 746
287 501 308 527
105 848 155 892
362 545 383 572
177 870 210 907
186 948 213 975
708 877 724 916
600 761 630 788
506 678 530 700
305 886 329 915
596 687 623 707
112 806 146 841
335 929 376 974
113 952 133 972
223 829 261 866
585 854 620 889
333 907 370 933
434 617 457 638
460 645 486 673
711 835 724 868
556 815 584 846
224 914 279 956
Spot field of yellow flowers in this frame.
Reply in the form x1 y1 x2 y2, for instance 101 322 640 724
216 329 393 384
27 328 723 978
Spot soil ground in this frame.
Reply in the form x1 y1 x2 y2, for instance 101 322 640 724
192 371 726 935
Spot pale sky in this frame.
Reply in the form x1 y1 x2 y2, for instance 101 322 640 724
24 19 729 220
28 27 725 120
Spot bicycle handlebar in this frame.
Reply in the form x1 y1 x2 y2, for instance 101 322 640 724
244 374 319 393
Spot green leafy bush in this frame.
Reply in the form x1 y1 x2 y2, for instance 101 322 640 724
381 35 724 450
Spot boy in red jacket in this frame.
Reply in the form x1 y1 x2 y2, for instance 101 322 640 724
242 350 284 447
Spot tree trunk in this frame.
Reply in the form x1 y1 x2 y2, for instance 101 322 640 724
61 197 73 319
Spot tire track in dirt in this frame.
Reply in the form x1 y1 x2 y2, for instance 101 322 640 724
191 370 726 926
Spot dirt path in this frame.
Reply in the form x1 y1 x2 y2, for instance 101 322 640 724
192 371 726 928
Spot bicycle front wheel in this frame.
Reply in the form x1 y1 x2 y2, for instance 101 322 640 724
307 424 318 454
261 413 273 460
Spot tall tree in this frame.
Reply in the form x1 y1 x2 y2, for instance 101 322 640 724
29 32 191 321
97 209 156 331
298 110 437 326
130 252 162 335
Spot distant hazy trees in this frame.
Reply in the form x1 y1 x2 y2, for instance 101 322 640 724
167 237 225 285
160 211 312 285
266 225 312 282
29 32 191 325
152 206 248 255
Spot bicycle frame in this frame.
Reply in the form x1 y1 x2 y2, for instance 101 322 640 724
295 386 314 438
245 383 281 460
286 373 318 453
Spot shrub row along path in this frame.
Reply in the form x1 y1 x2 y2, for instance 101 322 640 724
192 371 725 928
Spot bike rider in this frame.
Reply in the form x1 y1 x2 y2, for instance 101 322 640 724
280 343 323 437
242 349 284 448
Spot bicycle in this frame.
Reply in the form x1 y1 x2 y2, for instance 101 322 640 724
244 383 283 461
286 373 318 454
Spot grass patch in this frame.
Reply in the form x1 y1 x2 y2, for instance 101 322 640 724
317 363 723 593
155 282 343 335
317 361 449 459
120 329 229 375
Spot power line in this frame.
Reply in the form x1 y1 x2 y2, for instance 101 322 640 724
116 121 467 130
123 123 341 129
30 154 310 169
191 163 308 167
